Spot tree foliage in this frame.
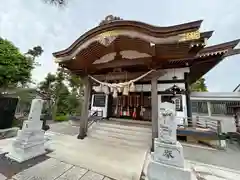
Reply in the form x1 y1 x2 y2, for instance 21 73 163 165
190 77 208 92
38 67 83 119
42 0 67 6
0 38 41 92
26 46 44 60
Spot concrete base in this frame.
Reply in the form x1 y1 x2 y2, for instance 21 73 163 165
6 143 46 163
153 140 184 168
5 129 46 163
147 160 197 180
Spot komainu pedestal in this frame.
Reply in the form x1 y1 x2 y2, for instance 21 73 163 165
6 97 46 162
147 102 196 180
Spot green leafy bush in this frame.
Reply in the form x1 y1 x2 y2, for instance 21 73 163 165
55 115 68 121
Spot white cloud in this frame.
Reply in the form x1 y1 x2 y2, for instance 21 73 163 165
0 0 240 91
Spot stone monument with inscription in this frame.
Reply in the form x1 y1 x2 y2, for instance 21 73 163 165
147 102 196 180
6 96 46 162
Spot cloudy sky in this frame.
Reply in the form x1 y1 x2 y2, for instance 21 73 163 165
0 0 240 92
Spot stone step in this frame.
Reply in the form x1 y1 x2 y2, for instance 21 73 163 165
93 124 152 136
109 118 152 125
97 121 152 133
88 133 151 148
90 128 151 143
87 120 152 149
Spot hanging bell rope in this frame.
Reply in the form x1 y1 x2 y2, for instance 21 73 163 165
123 72 129 95
89 69 156 89
113 88 118 98
129 82 136 92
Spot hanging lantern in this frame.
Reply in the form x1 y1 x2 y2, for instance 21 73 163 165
129 82 136 92
95 84 102 92
113 89 118 98
103 85 110 95
123 85 129 96
165 84 184 96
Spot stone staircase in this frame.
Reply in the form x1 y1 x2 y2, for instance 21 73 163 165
87 119 152 149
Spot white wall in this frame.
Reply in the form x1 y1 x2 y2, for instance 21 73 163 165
135 83 185 92
158 67 189 80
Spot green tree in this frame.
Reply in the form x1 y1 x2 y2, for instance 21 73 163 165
38 67 83 119
0 38 38 93
51 67 66 118
38 73 56 98
38 73 56 116
26 46 43 61
190 77 208 92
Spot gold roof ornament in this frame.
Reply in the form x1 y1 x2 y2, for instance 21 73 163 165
179 30 200 42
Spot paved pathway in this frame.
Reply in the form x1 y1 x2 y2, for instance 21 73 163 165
183 141 240 171
1 122 240 180
10 158 112 180
49 122 79 136
48 122 240 171
3 153 240 180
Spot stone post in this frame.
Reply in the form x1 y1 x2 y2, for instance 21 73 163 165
147 102 196 180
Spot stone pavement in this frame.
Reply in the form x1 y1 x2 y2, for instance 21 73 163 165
48 121 240 171
1 121 240 180
4 157 112 180
1 152 240 180
49 121 79 136
189 160 240 180
183 141 240 171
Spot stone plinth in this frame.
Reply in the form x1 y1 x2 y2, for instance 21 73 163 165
153 139 184 168
147 159 194 180
147 102 196 180
6 97 46 162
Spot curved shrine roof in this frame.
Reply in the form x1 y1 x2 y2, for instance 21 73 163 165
52 15 240 82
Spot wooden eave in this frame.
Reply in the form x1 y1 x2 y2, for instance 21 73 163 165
188 39 240 83
200 31 214 40
53 20 203 58
58 32 210 73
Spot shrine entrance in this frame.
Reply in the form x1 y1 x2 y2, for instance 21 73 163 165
52 15 240 146
109 92 152 121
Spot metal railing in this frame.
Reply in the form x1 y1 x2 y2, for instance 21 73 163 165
179 116 222 134
87 110 103 128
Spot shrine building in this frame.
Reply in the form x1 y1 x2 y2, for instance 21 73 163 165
53 15 240 140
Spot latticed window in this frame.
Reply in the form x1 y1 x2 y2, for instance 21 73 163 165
161 95 182 111
174 98 181 110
